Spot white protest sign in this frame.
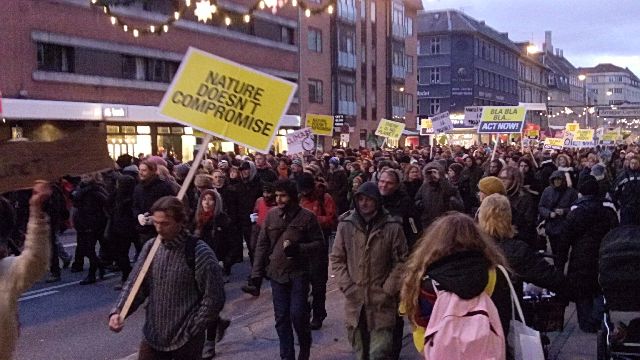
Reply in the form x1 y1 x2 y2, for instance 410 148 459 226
431 111 453 134
286 127 313 154
464 106 483 127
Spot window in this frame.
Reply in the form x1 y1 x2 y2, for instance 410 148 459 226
339 81 355 102
338 0 356 21
431 37 441 54
405 16 413 36
370 1 375 22
281 26 294 45
308 79 323 103
145 58 178 82
339 29 355 54
307 28 322 52
360 0 366 19
430 68 440 83
122 56 146 80
429 99 440 115
614 88 623 94
405 94 414 112
405 55 413 74
37 43 74 73
392 1 405 38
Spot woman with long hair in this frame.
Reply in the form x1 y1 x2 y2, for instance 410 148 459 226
403 164 423 200
498 166 539 249
400 212 511 353
477 194 569 318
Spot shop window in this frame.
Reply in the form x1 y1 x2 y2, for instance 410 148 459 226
171 127 184 134
106 125 120 134
121 126 136 134
158 127 171 134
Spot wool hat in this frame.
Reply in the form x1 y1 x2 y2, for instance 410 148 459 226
194 174 213 188
218 160 229 169
449 163 464 176
478 176 507 196
297 172 316 194
578 175 599 196
147 155 168 168
174 163 190 180
123 164 139 175
590 164 606 181
292 159 303 167
329 157 340 166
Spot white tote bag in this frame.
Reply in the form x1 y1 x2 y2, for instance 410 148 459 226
497 266 545 360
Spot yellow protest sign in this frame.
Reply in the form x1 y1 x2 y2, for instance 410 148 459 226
478 106 526 133
420 118 434 135
543 138 564 150
159 47 297 153
375 119 405 140
565 123 579 133
573 129 594 142
305 113 334 136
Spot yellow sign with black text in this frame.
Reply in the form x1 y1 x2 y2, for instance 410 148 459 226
375 119 405 140
573 129 594 142
305 113 334 136
565 123 579 133
159 47 297 153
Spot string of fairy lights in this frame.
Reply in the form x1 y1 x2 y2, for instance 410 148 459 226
89 0 335 38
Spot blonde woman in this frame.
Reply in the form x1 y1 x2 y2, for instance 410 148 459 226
400 212 511 354
477 194 569 332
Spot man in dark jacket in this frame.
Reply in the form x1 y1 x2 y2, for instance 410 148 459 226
613 154 640 225
132 160 175 258
254 153 278 184
538 170 578 270
563 175 619 332
327 157 349 216
536 153 557 189
415 162 464 229
249 180 324 360
237 161 264 265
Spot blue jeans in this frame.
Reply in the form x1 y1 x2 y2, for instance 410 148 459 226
271 276 312 360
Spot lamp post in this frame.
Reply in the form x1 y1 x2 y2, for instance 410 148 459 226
578 74 588 128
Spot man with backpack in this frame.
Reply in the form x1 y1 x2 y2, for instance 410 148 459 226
109 196 225 360
330 182 408 359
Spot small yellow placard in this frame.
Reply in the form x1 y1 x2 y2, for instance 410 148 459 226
159 47 297 153
565 123 579 133
544 138 564 150
375 119 405 140
573 129 594 142
305 113 334 136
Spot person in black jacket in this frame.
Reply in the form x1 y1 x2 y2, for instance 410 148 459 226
538 170 578 270
478 194 569 301
613 154 640 225
459 155 484 214
563 175 619 332
72 172 109 285
236 161 264 266
106 175 137 289
499 166 539 249
132 160 176 258
536 153 557 192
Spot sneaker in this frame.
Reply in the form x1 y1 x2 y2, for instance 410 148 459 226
45 274 61 283
241 284 260 297
216 318 231 343
202 340 216 359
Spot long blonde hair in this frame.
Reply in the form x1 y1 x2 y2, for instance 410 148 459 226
478 194 516 240
401 212 507 325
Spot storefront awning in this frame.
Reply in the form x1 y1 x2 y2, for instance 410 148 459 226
2 98 301 127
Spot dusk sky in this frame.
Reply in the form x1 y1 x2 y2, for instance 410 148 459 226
423 0 640 76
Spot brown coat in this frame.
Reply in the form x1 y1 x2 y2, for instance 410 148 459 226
251 205 324 284
330 210 407 330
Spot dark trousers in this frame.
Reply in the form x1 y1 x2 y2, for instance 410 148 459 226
390 316 404 360
242 223 254 265
548 234 569 271
271 276 312 360
50 230 61 276
576 295 604 332
138 332 205 360
112 232 135 282
75 230 101 277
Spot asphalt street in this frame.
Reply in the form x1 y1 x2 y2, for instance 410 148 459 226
14 230 602 360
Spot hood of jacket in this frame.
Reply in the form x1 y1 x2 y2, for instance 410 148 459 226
426 250 490 300
354 181 383 213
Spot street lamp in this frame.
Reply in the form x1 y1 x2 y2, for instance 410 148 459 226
578 74 588 127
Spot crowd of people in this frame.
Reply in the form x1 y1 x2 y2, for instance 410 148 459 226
2 141 640 359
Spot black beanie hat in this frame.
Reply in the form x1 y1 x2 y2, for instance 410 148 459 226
297 172 316 194
578 175 599 196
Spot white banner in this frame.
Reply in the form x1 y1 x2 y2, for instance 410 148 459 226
286 127 313 154
464 106 483 127
431 111 453 134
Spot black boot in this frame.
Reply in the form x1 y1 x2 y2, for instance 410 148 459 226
79 275 96 285
241 277 262 297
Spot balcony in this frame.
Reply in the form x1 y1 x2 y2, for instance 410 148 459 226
338 52 356 70
392 106 405 118
392 65 406 80
339 101 357 115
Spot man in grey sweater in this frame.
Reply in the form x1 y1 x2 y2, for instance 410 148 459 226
109 196 225 360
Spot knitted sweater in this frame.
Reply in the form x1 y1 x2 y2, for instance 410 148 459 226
112 232 225 351
0 210 50 360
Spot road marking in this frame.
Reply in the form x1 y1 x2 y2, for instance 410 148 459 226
22 273 118 297
19 290 59 302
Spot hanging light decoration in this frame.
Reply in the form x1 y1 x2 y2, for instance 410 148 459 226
90 0 336 38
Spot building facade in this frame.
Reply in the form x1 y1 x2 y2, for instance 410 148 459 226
516 41 549 127
0 0 420 156
578 63 640 106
